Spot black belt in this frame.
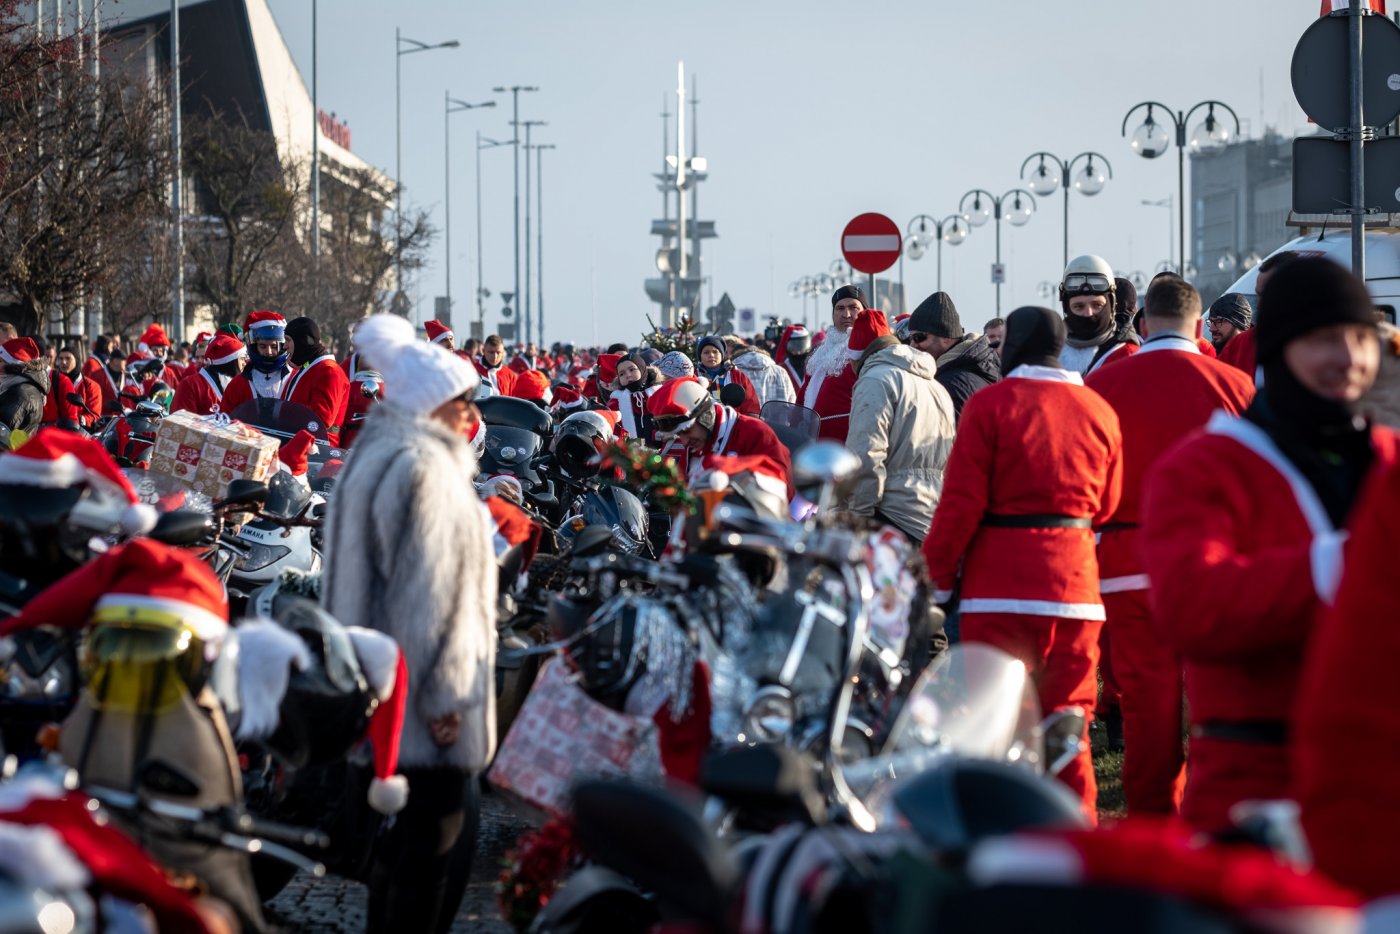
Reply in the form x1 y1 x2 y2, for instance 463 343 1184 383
1192 720 1289 745
982 513 1092 529
1096 521 1139 533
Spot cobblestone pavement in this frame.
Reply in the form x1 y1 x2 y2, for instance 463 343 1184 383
266 793 535 932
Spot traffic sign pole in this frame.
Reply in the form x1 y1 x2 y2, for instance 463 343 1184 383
840 212 903 313
1349 0 1365 279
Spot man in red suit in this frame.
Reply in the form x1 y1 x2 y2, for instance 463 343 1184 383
52 346 101 427
775 324 812 394
1085 277 1254 817
647 376 792 497
219 312 293 415
475 334 517 396
923 305 1123 819
280 317 349 446
171 333 246 416
1141 256 1395 833
798 285 864 442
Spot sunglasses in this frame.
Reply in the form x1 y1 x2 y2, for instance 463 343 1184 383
1062 273 1113 294
651 413 692 434
910 332 931 344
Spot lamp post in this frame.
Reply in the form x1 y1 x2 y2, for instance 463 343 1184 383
492 85 540 344
533 142 556 345
904 213 969 295
476 134 510 334
444 96 494 329
518 119 546 345
1019 151 1112 269
395 29 458 313
1121 99 1240 277
958 188 1037 314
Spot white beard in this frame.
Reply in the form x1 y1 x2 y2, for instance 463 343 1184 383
807 327 851 380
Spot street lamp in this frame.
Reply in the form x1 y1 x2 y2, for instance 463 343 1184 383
476 134 511 332
395 29 459 313
492 85 540 345
958 188 1037 314
518 119 546 345
1019 151 1113 268
532 142 557 345
444 95 495 330
905 213 969 294
1121 100 1241 278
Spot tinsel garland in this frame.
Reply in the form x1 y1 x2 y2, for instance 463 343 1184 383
598 438 698 516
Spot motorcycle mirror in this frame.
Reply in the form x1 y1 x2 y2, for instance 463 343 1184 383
136 758 203 799
1039 706 1087 777
149 509 218 548
216 479 269 511
792 441 860 490
718 382 747 410
361 378 381 400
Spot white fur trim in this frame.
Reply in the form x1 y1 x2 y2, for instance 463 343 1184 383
0 772 65 813
1207 412 1333 535
1136 333 1200 356
368 775 409 814
232 619 312 742
346 627 399 702
120 502 158 535
206 346 246 366
1006 364 1084 385
967 836 1083 887
430 331 454 345
1310 531 1348 606
959 598 1106 621
95 593 227 641
0 823 89 891
1099 573 1151 594
0 451 86 488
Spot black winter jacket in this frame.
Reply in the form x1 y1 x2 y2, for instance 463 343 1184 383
0 364 50 435
933 335 1001 421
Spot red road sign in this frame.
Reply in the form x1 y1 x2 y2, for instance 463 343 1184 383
841 213 902 275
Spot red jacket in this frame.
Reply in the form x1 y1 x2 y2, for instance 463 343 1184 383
922 366 1123 616
41 369 79 425
281 355 349 446
1216 328 1257 377
61 371 102 427
91 363 134 414
170 367 229 416
799 363 856 443
1085 334 1255 593
694 405 793 497
475 360 517 396
1296 458 1400 899
1141 415 1399 756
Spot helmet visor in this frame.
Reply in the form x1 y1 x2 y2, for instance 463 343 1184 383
82 622 209 715
651 413 696 436
1062 273 1112 294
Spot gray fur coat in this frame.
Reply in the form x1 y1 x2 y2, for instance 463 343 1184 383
322 404 498 771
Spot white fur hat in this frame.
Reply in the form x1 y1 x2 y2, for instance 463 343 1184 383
353 315 479 416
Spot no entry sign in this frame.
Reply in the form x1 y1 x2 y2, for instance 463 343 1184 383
841 213 902 275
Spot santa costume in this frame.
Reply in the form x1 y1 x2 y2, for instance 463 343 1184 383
281 317 349 446
647 376 792 495
798 289 861 443
171 332 246 416
220 311 293 413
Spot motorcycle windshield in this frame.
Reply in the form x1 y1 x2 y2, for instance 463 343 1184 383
123 469 213 513
760 401 820 454
482 426 542 477
844 644 1042 799
226 399 330 442
263 470 311 520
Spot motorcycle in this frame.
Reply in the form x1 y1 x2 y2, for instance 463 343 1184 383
98 399 169 468
226 397 342 498
478 395 561 520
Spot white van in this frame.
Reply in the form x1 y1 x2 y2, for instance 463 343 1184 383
1220 228 1400 324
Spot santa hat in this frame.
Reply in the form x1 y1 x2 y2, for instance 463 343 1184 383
204 332 246 366
0 538 227 641
0 429 156 534
138 324 171 350
594 408 622 436
596 353 622 385
193 331 213 346
0 338 39 366
244 310 287 340
550 385 587 415
510 369 553 405
352 314 478 417
507 356 531 375
699 453 790 504
278 430 316 477
567 364 593 387
346 627 410 815
424 319 454 345
847 309 892 359
646 376 713 435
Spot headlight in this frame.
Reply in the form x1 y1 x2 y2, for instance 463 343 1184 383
234 542 290 572
742 685 795 743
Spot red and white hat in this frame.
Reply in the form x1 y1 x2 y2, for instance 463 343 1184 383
0 538 227 642
596 353 623 385
550 385 587 415
424 320 454 346
0 338 38 366
138 324 171 351
510 369 553 405
0 429 156 534
244 310 287 340
204 332 246 366
348 628 410 814
699 453 789 504
277 430 316 477
847 309 892 359
646 376 713 435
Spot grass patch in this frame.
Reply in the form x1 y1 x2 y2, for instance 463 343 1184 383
1092 723 1126 822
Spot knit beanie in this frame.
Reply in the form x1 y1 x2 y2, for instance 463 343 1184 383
1001 306 1067 375
831 284 866 308
908 292 962 339
352 315 479 416
696 336 728 363
1209 292 1253 331
1256 257 1375 366
657 351 695 380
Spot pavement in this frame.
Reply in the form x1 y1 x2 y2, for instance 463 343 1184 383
265 793 535 933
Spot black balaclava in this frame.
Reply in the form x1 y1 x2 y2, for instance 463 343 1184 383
1064 292 1115 343
1247 256 1378 526
1000 306 1067 375
1113 278 1139 330
285 317 324 366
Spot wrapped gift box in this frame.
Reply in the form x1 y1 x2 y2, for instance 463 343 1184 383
148 411 279 501
488 660 663 815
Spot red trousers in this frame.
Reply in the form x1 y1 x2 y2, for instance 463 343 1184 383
1182 736 1289 834
1103 589 1185 815
961 612 1101 823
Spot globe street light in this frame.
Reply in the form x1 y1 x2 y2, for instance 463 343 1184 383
959 188 1037 314
906 213 970 294
395 29 460 311
1122 100 1241 278
1019 151 1114 268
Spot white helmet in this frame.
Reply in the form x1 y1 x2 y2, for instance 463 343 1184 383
1059 254 1116 308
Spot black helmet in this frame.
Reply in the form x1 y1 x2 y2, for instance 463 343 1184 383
558 486 649 556
546 592 641 706
552 411 615 479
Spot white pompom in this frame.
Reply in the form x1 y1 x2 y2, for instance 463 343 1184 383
368 775 409 814
121 502 158 535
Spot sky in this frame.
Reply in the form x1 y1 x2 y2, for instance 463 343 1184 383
263 0 1322 346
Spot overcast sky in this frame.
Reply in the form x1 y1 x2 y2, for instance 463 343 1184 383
264 0 1320 346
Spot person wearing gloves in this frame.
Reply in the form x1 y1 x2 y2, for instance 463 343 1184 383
1141 256 1395 833
905 291 1001 419
170 333 246 416
922 306 1123 819
799 284 865 442
841 309 955 542
728 336 795 408
321 314 497 934
694 336 760 414
280 316 349 446
219 311 294 412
